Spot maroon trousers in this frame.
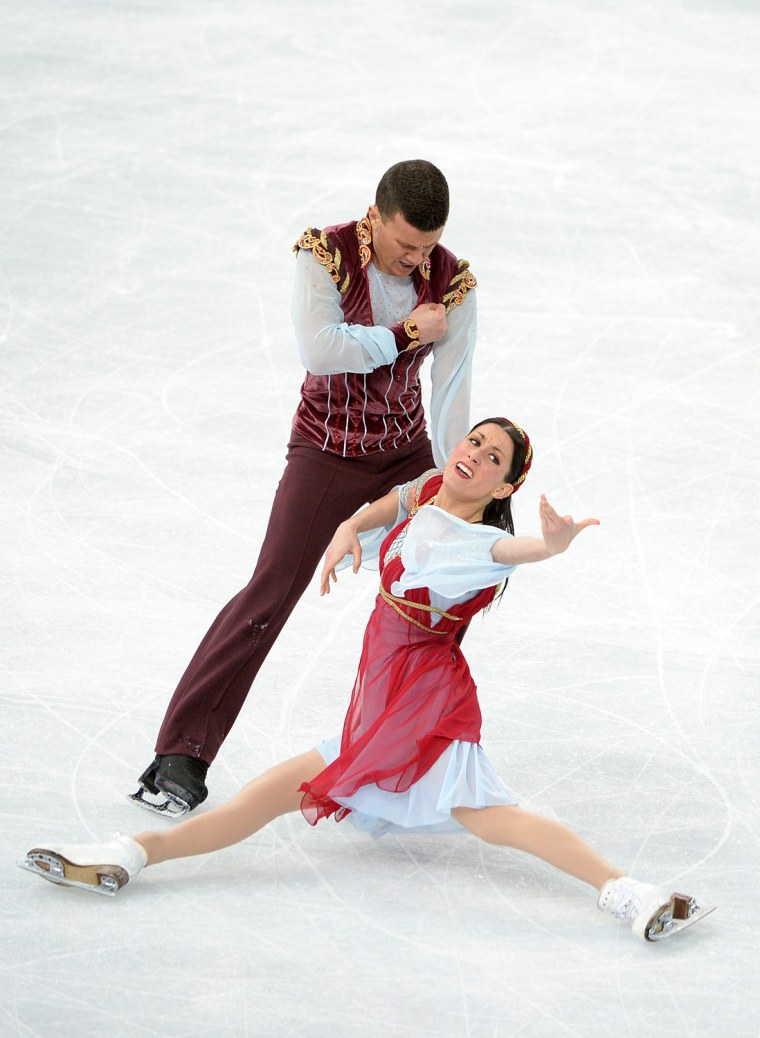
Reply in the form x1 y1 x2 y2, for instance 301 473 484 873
155 432 436 764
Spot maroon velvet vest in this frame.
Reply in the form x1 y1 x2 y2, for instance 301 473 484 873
292 216 476 457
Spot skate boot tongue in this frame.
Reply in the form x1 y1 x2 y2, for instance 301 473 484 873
598 876 670 935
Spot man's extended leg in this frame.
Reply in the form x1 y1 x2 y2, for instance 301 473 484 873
134 433 436 812
154 441 379 764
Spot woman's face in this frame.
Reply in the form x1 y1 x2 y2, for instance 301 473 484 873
443 423 515 502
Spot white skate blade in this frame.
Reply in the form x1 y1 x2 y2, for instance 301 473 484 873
127 786 189 818
18 851 125 897
646 894 716 942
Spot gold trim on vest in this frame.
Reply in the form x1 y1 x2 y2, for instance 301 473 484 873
294 229 350 294
442 260 477 314
356 216 372 270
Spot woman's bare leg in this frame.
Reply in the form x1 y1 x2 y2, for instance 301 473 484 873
134 750 324 866
451 805 623 890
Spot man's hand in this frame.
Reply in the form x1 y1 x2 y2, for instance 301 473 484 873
409 303 447 344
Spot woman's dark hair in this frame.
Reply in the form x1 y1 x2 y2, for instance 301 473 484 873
470 417 532 536
469 417 532 604
375 160 449 232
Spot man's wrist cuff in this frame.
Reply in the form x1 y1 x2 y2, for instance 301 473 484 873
391 319 422 353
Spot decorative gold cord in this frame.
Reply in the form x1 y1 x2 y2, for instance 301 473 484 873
403 318 420 350
379 585 462 634
356 215 372 270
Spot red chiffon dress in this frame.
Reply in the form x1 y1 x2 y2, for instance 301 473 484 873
299 471 520 838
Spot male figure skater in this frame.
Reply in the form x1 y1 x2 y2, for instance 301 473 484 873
132 159 478 815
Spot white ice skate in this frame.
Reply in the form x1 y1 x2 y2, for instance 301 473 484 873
598 876 715 942
18 834 147 897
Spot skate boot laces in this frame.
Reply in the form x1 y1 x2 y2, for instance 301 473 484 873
614 882 647 925
598 876 664 923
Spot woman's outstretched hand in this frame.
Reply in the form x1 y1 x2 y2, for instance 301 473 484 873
540 494 600 555
320 522 362 595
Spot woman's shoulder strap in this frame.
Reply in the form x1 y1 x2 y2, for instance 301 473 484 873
412 469 444 511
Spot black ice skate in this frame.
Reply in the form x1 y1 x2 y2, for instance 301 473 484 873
127 754 209 818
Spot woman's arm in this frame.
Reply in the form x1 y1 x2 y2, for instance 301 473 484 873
491 495 599 566
320 488 402 595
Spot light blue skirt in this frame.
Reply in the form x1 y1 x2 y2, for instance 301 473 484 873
315 736 518 839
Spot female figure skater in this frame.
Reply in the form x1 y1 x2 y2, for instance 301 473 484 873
20 418 712 941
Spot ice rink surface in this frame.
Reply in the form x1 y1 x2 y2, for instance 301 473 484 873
2 0 759 1035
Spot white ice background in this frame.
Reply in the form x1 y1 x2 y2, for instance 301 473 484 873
2 1 759 1035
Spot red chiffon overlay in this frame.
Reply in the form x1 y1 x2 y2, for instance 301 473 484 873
300 475 498 825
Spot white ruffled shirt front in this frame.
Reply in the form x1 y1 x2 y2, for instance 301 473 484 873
292 249 476 469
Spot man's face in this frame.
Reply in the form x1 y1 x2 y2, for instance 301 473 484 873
368 205 444 277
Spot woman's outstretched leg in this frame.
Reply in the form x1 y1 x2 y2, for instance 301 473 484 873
135 750 324 865
21 750 325 895
452 804 713 942
451 804 623 889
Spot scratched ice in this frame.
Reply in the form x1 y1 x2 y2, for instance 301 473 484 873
1 2 759 1036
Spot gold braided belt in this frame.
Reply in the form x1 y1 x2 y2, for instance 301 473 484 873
379 585 463 635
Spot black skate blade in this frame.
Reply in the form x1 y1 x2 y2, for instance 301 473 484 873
646 899 716 941
127 786 189 818
17 855 120 897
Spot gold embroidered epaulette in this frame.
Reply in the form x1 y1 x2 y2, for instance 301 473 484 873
355 216 372 270
442 259 477 314
293 228 350 294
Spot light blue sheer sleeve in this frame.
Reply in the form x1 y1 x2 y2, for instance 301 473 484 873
391 506 517 599
292 250 397 374
335 470 441 572
428 288 476 469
